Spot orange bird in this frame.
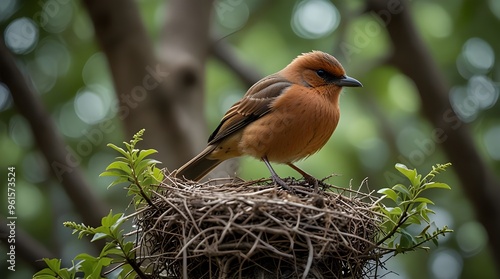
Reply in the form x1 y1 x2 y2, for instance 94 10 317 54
175 51 362 189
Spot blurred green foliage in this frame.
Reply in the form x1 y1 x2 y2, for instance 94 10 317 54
1 0 499 278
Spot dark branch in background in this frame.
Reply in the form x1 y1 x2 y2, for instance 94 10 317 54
160 0 216 162
0 217 55 271
0 38 108 233
367 0 500 271
81 0 214 171
0 37 107 271
211 40 261 87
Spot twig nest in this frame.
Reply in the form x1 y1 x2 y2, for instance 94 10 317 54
134 176 382 278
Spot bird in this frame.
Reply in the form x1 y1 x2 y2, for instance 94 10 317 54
175 51 362 190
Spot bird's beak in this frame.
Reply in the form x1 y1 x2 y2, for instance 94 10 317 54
336 75 362 87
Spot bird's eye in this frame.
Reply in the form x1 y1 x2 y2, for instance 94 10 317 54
316 69 337 82
316 69 327 78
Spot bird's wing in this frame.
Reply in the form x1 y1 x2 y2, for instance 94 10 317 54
208 74 292 144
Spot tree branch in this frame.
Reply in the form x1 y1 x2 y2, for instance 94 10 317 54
367 0 500 270
211 40 261 87
0 39 108 229
160 0 216 163
81 0 215 170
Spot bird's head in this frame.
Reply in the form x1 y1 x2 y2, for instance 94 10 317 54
284 51 362 90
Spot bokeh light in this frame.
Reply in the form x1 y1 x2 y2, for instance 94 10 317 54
346 115 378 149
4 17 39 54
450 75 498 123
72 10 94 41
35 38 72 77
388 74 420 113
0 83 12 112
0 0 17 22
467 75 498 110
9 115 34 148
415 2 452 38
433 207 455 228
57 100 90 138
429 249 463 279
214 0 249 30
356 137 389 171
74 87 108 125
21 151 49 184
484 125 500 160
488 0 500 21
449 86 477 123
16 180 45 220
82 52 112 87
26 59 57 94
456 221 487 257
37 0 74 33
396 127 426 159
458 38 495 77
291 0 340 39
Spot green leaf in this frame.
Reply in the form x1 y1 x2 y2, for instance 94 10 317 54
107 177 130 189
33 274 61 279
136 149 159 163
107 143 130 159
392 183 411 197
395 163 420 187
44 258 62 271
152 167 164 182
420 209 431 222
91 232 109 242
419 224 431 236
378 188 398 202
121 241 135 255
99 171 122 177
406 215 422 225
432 237 439 246
388 207 403 215
424 182 451 190
34 258 75 279
135 159 161 176
100 241 126 258
399 230 417 249
105 161 132 175
110 215 128 233
414 197 435 205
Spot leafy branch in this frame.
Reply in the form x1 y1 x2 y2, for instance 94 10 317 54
100 129 163 209
374 163 453 255
33 130 163 279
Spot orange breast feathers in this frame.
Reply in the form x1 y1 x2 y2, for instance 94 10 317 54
175 51 362 184
238 84 340 163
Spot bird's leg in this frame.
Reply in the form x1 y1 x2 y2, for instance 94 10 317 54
286 163 322 191
262 157 293 191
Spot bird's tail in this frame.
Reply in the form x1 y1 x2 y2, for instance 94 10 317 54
174 145 223 182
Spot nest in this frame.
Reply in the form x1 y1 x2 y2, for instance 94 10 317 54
132 176 384 279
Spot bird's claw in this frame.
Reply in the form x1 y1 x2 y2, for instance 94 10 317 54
272 176 295 193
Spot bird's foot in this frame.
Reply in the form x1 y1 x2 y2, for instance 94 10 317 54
271 175 295 193
303 175 329 192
